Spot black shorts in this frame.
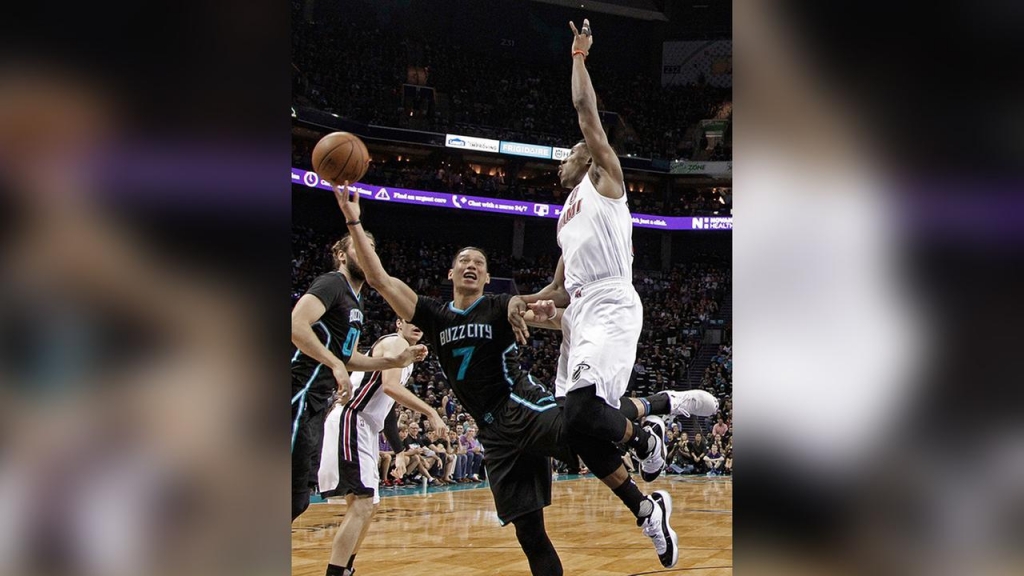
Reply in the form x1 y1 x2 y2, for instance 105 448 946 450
477 374 574 525
292 386 331 499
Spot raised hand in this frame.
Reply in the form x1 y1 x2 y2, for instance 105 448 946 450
569 18 593 56
332 180 361 223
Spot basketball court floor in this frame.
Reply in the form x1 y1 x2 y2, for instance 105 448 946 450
292 474 732 575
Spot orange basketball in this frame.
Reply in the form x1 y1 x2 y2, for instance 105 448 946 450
311 131 370 185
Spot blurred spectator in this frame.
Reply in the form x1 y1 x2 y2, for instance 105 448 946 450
668 431 694 474
378 433 395 487
460 426 484 482
712 416 729 438
704 442 725 476
689 432 708 474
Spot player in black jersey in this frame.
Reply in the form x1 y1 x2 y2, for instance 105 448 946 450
291 234 427 521
332 183 692 575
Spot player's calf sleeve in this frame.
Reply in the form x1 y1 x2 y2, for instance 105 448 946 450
512 510 564 576
564 387 628 443
612 477 654 519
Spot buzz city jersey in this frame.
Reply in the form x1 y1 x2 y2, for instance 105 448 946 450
556 171 634 296
291 271 365 399
345 334 414 432
411 293 522 423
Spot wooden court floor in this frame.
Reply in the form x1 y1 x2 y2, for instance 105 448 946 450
292 474 732 575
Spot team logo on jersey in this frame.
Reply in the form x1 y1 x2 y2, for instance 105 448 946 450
572 362 591 382
349 309 364 324
439 323 493 346
557 186 583 233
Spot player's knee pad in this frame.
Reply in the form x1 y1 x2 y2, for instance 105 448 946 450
564 387 627 442
568 435 625 479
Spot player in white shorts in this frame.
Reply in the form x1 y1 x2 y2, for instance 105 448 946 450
505 18 722 570
318 318 446 576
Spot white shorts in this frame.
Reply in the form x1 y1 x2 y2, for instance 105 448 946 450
555 277 643 409
319 405 380 504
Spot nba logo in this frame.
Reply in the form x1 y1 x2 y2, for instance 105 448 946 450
534 204 549 217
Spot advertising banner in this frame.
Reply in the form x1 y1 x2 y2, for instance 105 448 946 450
551 147 573 161
669 160 732 177
499 141 553 159
445 133 500 153
292 168 731 231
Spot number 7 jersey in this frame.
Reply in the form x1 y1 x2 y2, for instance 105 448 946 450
410 293 524 423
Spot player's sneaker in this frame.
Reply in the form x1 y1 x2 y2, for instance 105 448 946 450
639 415 667 482
663 389 719 418
638 490 678 568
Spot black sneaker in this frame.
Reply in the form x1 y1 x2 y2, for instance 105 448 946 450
637 490 678 568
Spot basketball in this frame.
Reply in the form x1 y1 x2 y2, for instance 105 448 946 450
311 131 370 185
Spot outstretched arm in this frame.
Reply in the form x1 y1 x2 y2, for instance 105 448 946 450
376 338 447 433
508 258 569 344
516 257 570 307
333 183 419 321
347 346 427 372
569 19 624 197
522 300 565 331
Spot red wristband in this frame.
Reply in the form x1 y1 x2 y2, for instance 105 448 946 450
572 49 587 59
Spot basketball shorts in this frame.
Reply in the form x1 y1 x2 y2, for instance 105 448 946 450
319 404 379 503
555 277 643 409
292 386 331 507
477 374 574 525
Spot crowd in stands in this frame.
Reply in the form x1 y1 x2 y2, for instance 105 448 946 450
293 224 732 485
659 342 733 476
291 1 731 161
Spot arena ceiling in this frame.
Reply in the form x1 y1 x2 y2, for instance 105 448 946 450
527 0 669 21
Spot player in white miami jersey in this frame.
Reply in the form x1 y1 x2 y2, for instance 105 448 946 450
506 18 690 569
318 318 446 576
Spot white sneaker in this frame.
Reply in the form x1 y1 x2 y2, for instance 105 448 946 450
639 415 667 482
638 490 678 568
663 389 719 418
